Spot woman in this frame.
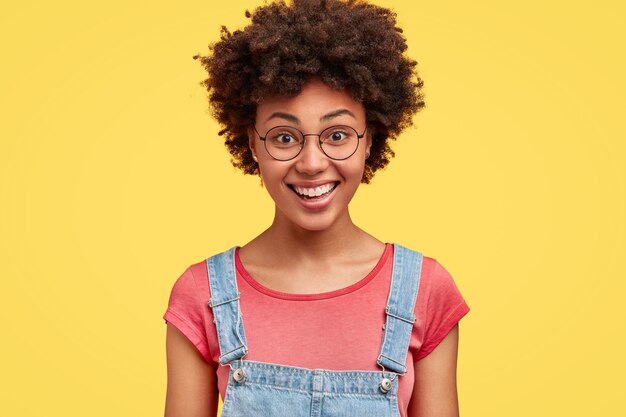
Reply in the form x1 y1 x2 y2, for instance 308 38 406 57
164 1 470 416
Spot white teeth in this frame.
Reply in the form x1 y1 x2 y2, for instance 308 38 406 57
293 183 336 197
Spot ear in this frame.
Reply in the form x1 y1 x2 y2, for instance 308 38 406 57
247 126 259 162
364 130 373 159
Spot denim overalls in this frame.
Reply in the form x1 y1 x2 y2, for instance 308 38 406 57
206 244 423 417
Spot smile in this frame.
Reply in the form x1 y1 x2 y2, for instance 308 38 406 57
289 182 338 200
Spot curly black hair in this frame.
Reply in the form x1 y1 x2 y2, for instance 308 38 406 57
194 0 424 183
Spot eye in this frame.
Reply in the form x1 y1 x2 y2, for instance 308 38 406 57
266 127 302 147
328 131 348 142
275 134 297 144
322 127 355 146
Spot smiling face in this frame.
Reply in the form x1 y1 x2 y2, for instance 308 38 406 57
249 79 372 232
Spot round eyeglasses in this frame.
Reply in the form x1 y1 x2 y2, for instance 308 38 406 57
254 125 367 161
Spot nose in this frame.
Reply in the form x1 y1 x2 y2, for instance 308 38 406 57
294 135 329 175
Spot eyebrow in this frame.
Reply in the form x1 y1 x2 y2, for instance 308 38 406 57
265 112 300 123
265 109 357 124
320 109 357 122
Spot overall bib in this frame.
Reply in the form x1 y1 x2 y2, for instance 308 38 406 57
207 244 423 417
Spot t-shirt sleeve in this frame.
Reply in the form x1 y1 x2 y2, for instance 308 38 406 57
414 260 470 361
163 266 213 364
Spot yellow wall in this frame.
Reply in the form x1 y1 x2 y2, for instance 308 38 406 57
1 1 624 416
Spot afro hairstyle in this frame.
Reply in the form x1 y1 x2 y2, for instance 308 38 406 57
194 0 425 183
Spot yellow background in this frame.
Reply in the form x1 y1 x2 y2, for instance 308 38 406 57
1 0 624 415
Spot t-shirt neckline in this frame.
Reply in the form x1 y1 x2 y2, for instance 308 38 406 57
235 243 392 301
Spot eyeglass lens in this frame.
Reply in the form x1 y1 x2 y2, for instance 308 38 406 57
263 125 360 160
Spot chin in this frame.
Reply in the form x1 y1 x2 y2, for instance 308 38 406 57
279 210 346 233
297 220 336 232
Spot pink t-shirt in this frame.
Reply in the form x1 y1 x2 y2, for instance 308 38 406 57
163 243 470 416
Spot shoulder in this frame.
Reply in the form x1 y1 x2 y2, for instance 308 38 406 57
411 253 470 361
412 252 467 310
168 259 210 296
169 246 244 302
188 259 209 286
163 256 219 366
391 244 453 286
164 257 214 324
420 256 459 290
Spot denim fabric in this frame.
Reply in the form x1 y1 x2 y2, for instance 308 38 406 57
207 248 248 365
377 246 423 375
207 244 423 416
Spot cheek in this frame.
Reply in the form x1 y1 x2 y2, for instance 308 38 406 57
343 158 368 180
257 162 288 193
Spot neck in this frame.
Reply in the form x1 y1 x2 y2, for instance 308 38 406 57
249 207 372 263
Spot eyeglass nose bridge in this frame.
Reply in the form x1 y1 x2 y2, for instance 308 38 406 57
301 133 325 145
291 133 325 159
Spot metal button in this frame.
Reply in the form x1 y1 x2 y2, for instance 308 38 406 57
379 377 393 393
233 368 246 383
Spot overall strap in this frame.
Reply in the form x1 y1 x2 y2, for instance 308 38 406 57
206 247 248 365
377 243 424 375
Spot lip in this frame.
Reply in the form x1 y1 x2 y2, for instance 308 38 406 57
287 180 339 188
286 180 339 210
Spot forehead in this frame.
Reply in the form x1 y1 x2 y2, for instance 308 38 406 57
255 79 365 125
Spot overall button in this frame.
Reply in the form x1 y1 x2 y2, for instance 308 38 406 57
233 368 246 383
379 377 392 393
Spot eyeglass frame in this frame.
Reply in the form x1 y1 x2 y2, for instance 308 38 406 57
252 124 368 161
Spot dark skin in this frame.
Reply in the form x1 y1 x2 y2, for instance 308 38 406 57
165 81 461 417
